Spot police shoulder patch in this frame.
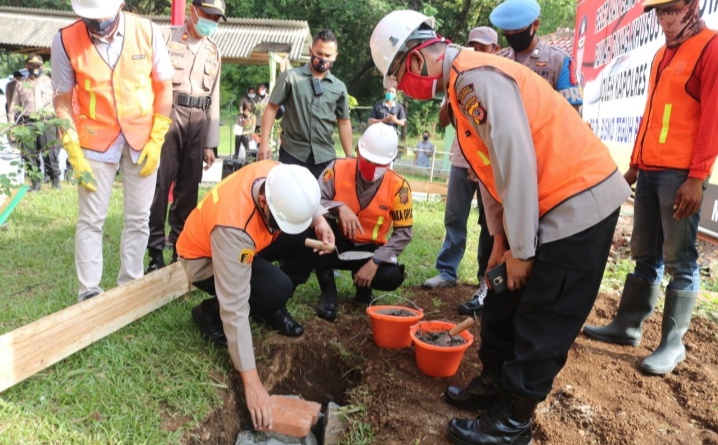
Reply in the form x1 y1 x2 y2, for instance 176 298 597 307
322 168 334 183
239 249 255 265
398 186 409 205
466 100 487 125
456 84 475 107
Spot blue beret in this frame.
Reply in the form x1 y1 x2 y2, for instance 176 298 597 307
489 0 541 31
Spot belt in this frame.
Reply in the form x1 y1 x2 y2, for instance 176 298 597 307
174 93 208 109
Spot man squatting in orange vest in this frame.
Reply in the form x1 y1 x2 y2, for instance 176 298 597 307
176 161 335 431
52 0 174 302
370 10 631 445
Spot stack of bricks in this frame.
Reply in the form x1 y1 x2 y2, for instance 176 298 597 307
256 395 322 438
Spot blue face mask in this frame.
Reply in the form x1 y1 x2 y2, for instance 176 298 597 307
385 92 396 101
194 16 218 37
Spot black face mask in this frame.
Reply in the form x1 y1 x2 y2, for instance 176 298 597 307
310 54 334 73
422 135 429 141
504 26 535 53
83 13 120 38
267 211 281 231
29 67 42 78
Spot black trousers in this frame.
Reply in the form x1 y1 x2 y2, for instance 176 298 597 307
479 208 620 400
278 146 331 179
191 255 293 316
270 220 406 292
147 105 207 251
18 116 61 181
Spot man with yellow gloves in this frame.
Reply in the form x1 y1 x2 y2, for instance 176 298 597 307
51 0 174 302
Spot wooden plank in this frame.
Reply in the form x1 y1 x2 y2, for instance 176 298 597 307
407 179 448 197
0 262 191 393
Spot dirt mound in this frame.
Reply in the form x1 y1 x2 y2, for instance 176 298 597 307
186 215 718 444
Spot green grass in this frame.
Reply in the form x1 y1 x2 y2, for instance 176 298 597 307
4 166 717 443
0 176 482 444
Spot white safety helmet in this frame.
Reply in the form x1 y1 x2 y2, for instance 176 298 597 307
370 10 436 89
358 123 399 165
265 164 321 234
72 0 123 19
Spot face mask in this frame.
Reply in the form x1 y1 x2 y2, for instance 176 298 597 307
656 0 704 47
83 13 120 38
385 92 396 101
29 68 42 78
504 26 535 53
310 53 334 73
248 93 256 99
194 15 218 37
396 39 445 101
358 157 388 182
258 89 266 97
422 135 429 141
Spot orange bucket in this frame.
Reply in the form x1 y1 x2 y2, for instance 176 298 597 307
410 320 474 377
366 305 424 349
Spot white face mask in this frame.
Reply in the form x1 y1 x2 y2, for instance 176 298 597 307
248 93 256 99
372 166 388 182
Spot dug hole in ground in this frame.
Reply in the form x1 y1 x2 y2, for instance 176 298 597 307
188 214 718 445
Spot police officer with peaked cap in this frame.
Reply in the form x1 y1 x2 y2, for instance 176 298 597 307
490 0 583 111
146 0 225 272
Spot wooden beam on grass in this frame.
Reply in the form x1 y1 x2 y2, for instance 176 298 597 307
0 262 192 393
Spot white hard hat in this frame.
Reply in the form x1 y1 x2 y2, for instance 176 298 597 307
359 123 399 165
72 0 123 19
370 10 436 89
265 164 321 234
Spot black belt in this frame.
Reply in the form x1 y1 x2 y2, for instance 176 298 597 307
174 93 208 109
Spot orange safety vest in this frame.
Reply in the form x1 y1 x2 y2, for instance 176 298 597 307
447 50 617 217
60 13 155 152
632 29 717 170
332 159 412 245
177 161 279 260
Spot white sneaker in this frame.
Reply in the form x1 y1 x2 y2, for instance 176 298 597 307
423 274 458 288
473 280 488 305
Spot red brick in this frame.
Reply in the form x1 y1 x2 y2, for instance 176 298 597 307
257 406 313 438
271 395 322 424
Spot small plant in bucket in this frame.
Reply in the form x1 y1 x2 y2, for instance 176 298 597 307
366 295 424 349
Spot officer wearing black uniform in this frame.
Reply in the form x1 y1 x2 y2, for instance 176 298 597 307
146 0 223 271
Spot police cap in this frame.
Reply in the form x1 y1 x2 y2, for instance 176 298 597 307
489 0 541 31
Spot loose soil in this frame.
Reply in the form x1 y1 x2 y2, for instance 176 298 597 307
185 214 718 445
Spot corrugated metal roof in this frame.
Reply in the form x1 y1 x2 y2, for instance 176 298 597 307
0 7 311 64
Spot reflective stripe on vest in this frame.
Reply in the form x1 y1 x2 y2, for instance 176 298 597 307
176 161 279 260
61 13 155 152
448 50 618 216
632 29 717 170
333 159 403 244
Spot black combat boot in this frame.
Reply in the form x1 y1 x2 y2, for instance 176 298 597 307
191 297 227 348
315 268 338 322
264 306 304 337
444 372 503 411
355 286 374 305
145 248 166 274
446 393 538 445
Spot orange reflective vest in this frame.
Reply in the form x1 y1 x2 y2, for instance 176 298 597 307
177 161 279 260
60 13 155 152
333 159 412 244
447 50 617 217
632 29 717 170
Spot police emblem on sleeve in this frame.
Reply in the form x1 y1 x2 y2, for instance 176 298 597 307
322 168 334 183
239 249 255 265
466 100 487 125
398 186 409 205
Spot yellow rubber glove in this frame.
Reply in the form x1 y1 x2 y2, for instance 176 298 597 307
138 114 173 177
61 128 97 192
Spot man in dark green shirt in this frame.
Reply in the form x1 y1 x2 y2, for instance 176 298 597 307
258 29 354 178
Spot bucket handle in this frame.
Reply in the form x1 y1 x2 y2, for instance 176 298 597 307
369 293 422 311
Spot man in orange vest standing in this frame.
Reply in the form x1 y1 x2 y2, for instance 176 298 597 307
176 161 334 431
51 0 174 302
310 123 412 322
370 11 631 445
584 0 718 376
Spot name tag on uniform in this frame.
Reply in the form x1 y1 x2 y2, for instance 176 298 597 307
132 54 145 60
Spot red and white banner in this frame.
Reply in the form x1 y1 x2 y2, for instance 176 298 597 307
573 0 718 146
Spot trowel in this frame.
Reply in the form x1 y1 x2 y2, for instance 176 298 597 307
435 317 474 346
305 238 375 261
